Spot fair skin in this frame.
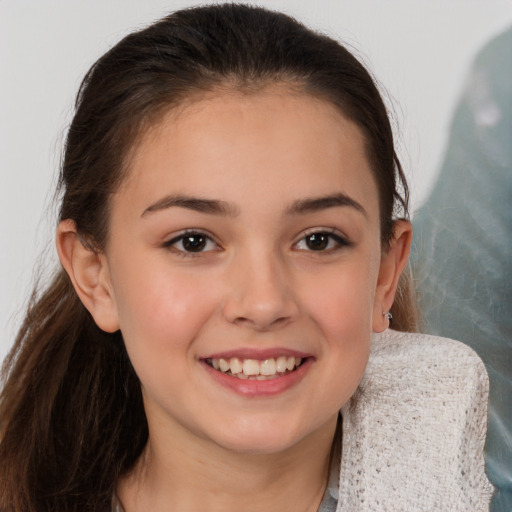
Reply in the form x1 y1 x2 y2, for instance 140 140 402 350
57 88 411 512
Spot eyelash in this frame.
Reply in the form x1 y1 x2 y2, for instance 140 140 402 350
163 229 350 256
163 230 220 256
293 229 351 253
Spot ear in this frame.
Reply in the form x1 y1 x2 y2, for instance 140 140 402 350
56 219 120 333
372 220 412 332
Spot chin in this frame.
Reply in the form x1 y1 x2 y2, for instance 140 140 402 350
217 435 299 456
206 417 313 456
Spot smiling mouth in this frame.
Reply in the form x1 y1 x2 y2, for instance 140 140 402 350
205 356 304 380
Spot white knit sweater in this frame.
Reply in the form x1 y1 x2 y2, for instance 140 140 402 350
332 329 494 511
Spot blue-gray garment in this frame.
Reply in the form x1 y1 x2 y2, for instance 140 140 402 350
318 454 340 512
412 26 512 512
318 489 337 512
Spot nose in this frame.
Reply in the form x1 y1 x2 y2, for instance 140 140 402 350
222 248 300 331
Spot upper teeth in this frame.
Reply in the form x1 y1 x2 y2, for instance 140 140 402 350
209 356 302 377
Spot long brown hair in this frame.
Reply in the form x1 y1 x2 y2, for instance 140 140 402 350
0 4 416 510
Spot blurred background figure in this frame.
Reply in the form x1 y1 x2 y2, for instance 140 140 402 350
412 27 512 512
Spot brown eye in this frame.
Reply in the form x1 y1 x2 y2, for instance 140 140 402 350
305 233 329 251
165 231 218 254
182 234 207 252
295 231 349 252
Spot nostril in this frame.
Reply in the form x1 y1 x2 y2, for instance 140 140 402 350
270 316 292 327
231 314 293 331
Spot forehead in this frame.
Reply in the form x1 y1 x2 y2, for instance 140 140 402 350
118 88 379 218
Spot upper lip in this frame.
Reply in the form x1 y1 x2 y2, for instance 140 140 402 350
201 347 313 360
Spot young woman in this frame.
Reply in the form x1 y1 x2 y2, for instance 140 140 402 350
0 4 492 511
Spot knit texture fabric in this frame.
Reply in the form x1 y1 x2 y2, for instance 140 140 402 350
336 329 493 511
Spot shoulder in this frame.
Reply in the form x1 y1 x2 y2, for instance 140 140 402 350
357 330 490 430
365 329 488 386
337 330 493 511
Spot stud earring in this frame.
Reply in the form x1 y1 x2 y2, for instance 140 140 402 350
382 311 392 321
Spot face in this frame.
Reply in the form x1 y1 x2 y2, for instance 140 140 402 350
102 89 390 455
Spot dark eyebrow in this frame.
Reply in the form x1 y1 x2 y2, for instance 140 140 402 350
286 193 367 217
141 194 240 217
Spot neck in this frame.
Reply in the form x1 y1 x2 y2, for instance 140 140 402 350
117 415 339 512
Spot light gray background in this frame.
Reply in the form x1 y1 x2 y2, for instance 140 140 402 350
2 0 512 361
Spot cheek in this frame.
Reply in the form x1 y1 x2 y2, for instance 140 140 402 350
301 259 379 335
110 260 219 356
297 257 377 404
111 267 223 404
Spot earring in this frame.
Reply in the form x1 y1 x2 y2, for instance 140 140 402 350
382 311 392 321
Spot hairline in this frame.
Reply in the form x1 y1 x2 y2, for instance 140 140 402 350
105 78 388 247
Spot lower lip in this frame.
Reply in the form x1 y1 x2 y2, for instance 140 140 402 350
201 358 312 397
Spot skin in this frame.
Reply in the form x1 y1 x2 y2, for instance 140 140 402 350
57 88 411 511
